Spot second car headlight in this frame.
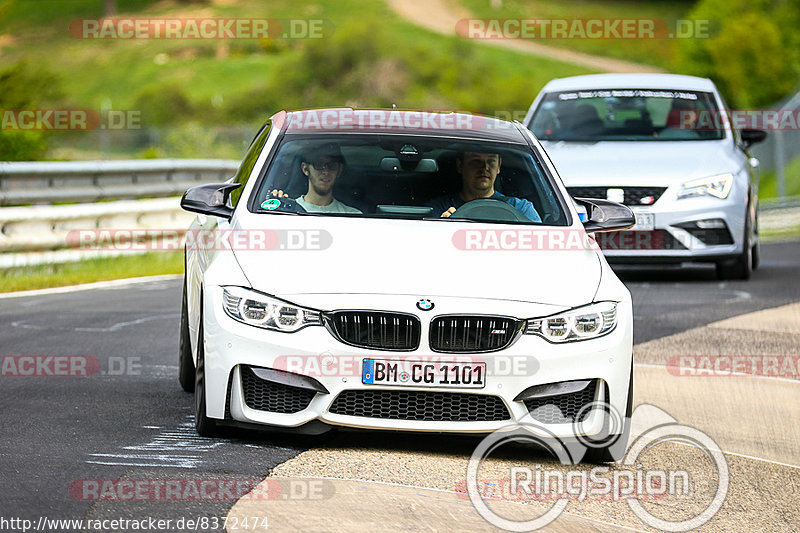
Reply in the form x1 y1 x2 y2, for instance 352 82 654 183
525 302 617 343
677 173 733 200
222 286 322 332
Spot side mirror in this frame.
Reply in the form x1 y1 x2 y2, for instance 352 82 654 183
180 183 242 219
740 128 767 149
574 197 635 233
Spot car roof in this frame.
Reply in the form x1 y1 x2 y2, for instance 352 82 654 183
278 108 529 144
540 73 718 92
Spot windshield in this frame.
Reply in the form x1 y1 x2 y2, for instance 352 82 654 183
251 135 568 226
529 89 725 141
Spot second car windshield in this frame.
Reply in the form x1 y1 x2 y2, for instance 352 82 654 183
252 135 568 226
529 89 725 141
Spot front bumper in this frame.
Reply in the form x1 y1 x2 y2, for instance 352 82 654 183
202 288 633 440
595 194 747 263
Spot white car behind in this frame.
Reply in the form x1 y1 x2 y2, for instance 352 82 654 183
524 73 767 279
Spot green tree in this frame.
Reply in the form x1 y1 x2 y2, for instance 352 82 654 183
133 85 195 127
679 0 800 108
0 62 63 161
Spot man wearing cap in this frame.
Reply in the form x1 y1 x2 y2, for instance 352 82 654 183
428 151 541 222
272 142 361 214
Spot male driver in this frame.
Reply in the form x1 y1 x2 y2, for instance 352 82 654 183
272 142 361 214
428 151 541 222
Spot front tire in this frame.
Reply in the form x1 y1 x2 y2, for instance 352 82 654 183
752 212 760 270
178 277 195 393
716 206 753 280
194 311 221 437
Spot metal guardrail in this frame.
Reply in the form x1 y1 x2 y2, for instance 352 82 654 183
760 196 800 210
0 198 195 253
0 158 798 268
0 159 238 267
0 159 239 206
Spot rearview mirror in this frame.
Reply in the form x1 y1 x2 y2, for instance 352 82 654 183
574 197 635 233
379 157 439 172
180 182 242 219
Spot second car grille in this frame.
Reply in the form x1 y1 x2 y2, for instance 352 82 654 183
523 380 598 424
329 390 510 421
326 311 421 351
569 186 667 206
430 315 521 352
241 366 316 414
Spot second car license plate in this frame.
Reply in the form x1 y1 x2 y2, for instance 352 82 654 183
631 209 655 231
362 359 486 389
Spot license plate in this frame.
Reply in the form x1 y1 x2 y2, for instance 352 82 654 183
631 210 655 231
362 359 486 389
596 230 666 250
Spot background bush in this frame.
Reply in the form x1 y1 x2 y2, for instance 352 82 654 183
679 0 800 108
0 62 63 160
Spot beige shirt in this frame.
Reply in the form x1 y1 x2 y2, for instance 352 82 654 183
296 196 361 214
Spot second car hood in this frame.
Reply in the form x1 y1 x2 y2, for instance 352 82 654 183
230 215 601 308
542 140 736 186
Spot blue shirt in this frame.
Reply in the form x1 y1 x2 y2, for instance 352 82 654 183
427 191 541 223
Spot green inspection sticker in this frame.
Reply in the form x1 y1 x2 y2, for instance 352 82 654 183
261 198 281 210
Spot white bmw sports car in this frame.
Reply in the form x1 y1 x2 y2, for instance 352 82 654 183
179 109 635 462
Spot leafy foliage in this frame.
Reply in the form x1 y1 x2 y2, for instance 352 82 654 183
133 85 195 126
0 62 63 160
678 0 800 107
224 18 548 121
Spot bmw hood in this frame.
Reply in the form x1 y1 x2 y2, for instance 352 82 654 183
229 215 601 308
541 140 737 186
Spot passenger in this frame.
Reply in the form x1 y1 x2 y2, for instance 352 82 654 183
271 142 361 214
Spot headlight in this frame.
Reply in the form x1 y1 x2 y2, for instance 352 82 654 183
677 173 733 200
222 286 322 332
525 302 617 343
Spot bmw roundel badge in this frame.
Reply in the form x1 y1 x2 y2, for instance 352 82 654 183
416 298 434 311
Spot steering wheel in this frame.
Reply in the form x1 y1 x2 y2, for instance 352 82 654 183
449 198 530 222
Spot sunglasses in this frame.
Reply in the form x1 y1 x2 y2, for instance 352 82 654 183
309 161 341 171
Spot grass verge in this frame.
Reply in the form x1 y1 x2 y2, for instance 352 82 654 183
760 226 800 242
0 251 183 293
759 155 800 200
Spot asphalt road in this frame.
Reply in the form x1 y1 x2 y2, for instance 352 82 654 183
1 239 798 531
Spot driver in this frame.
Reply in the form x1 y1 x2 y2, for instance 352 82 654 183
428 151 541 222
270 142 361 214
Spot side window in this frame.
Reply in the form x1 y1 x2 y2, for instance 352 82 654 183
230 121 271 207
